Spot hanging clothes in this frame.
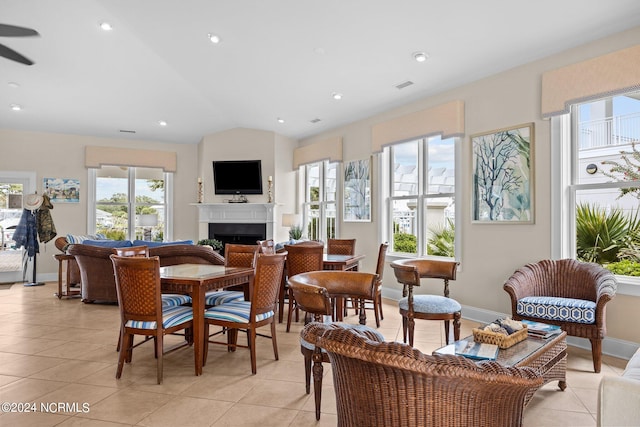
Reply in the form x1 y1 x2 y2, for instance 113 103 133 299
37 194 57 244
12 209 39 258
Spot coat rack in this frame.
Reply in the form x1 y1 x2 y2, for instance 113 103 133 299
21 192 45 287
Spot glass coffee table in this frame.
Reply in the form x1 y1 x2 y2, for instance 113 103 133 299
434 331 567 405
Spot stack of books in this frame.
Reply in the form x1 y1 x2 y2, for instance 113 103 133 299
454 339 500 360
521 320 562 339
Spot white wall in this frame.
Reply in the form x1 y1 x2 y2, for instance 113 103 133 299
300 26 640 345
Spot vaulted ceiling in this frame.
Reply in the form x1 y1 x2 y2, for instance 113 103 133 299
2 0 640 144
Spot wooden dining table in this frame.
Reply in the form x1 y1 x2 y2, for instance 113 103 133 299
322 253 365 271
160 263 254 376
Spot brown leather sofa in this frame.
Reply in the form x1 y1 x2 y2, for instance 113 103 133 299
67 243 225 303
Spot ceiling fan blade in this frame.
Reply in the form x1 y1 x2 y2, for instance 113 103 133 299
0 23 39 37
0 43 34 65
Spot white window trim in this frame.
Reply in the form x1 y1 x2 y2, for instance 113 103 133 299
381 137 461 263
87 167 173 241
551 115 640 297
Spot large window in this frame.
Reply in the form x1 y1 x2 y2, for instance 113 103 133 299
89 166 172 241
384 135 458 258
302 161 337 241
554 91 640 281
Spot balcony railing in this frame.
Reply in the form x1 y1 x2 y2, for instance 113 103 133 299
579 112 640 149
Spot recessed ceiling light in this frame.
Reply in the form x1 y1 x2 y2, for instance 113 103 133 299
158 120 168 127
208 33 222 44
10 104 22 111
277 118 285 123
331 92 343 100
413 51 429 62
99 22 113 31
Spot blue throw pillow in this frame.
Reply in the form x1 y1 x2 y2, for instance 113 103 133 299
82 240 133 248
133 240 193 247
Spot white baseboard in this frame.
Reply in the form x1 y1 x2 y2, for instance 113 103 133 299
382 288 639 361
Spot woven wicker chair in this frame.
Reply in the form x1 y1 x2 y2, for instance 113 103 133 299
289 276 384 420
503 259 617 373
284 242 325 332
203 243 259 306
203 253 286 374
327 238 356 256
110 255 194 384
303 322 544 427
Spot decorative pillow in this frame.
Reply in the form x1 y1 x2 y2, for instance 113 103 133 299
133 240 193 247
82 239 133 248
66 234 107 244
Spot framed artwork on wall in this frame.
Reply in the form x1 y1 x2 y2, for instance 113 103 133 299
43 177 80 203
471 123 534 224
343 158 371 222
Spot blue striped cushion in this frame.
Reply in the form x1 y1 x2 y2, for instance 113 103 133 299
204 290 245 306
517 296 596 324
300 322 385 351
162 294 192 307
125 305 193 329
399 295 461 314
204 301 273 323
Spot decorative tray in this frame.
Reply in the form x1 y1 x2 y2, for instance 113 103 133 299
472 325 528 349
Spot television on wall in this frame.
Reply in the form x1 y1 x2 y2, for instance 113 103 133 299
212 160 263 195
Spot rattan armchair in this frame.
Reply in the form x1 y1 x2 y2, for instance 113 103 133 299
503 259 617 373
303 322 544 427
284 242 325 332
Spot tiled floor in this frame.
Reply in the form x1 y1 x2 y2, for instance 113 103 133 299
0 282 629 426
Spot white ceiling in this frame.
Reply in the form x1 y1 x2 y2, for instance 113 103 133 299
2 0 640 145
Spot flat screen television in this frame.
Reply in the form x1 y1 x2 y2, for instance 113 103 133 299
212 160 263 195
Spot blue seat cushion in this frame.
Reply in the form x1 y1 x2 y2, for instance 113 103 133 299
204 301 273 323
133 239 193 247
125 305 193 330
300 322 385 351
204 290 245 306
517 296 596 324
399 295 461 314
161 294 192 308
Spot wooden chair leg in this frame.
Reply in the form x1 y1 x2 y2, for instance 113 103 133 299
156 334 163 384
271 321 279 361
249 328 257 375
590 338 602 373
402 315 408 343
378 292 384 320
286 288 295 332
312 347 324 420
373 297 381 328
303 348 312 394
444 320 450 345
453 312 461 342
203 323 209 366
116 332 129 379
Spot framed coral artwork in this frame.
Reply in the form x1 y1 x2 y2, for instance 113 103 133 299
471 123 534 223
343 158 371 222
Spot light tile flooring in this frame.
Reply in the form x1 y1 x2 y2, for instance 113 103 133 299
0 282 629 426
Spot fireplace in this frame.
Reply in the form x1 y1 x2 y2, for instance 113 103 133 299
192 203 276 251
209 222 266 252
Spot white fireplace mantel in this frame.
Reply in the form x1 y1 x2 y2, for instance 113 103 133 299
191 203 275 240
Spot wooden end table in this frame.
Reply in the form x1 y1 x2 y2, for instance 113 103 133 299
53 253 81 299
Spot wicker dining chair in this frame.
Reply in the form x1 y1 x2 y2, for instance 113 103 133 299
390 258 460 346
284 242 325 332
110 255 195 384
203 243 259 307
257 239 276 254
327 238 356 256
111 245 191 352
303 322 544 427
289 276 384 420
203 253 286 374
